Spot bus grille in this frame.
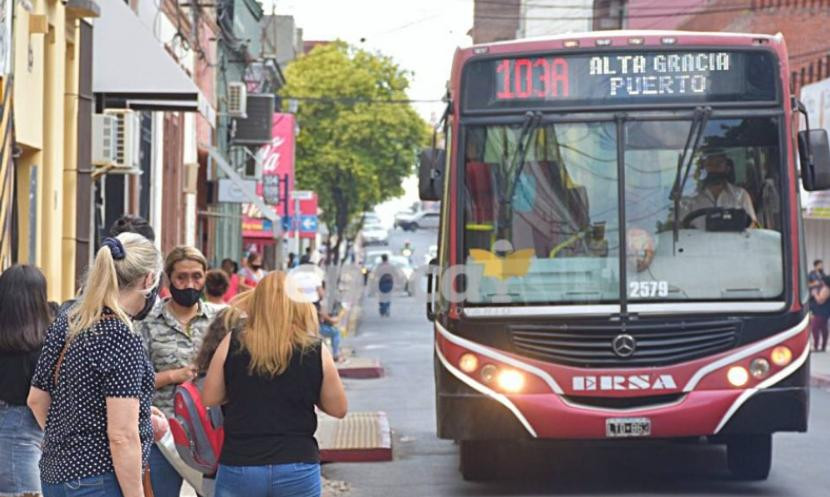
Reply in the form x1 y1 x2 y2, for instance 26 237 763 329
510 319 739 367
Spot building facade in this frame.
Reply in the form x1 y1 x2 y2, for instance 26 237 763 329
7 0 99 300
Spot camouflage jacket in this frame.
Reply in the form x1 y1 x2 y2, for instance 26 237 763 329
138 298 220 416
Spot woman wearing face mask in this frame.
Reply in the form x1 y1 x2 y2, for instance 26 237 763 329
239 252 267 290
137 246 219 497
27 233 162 497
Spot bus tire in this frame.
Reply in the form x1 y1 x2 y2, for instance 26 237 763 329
459 440 501 481
726 434 772 481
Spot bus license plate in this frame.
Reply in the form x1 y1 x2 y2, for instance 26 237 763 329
605 417 651 438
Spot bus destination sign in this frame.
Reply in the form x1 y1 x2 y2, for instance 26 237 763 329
463 50 777 111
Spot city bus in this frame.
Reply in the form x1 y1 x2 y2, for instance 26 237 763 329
419 31 830 481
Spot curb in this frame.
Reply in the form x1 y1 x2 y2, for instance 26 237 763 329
810 373 830 389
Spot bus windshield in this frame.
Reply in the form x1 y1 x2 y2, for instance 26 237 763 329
461 117 784 305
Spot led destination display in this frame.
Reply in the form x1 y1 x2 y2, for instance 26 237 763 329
463 50 777 110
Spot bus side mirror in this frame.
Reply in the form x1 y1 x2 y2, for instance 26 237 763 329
419 148 445 201
799 129 830 191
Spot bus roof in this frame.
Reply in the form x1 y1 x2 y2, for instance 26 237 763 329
464 30 782 53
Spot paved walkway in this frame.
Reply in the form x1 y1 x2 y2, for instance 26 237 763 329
811 350 830 388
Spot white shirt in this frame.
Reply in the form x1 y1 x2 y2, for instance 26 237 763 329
680 183 757 229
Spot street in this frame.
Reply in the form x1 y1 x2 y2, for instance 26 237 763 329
324 228 830 497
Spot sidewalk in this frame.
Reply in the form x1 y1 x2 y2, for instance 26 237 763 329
811 350 830 388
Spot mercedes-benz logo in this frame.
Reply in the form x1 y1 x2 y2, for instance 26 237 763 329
612 334 637 358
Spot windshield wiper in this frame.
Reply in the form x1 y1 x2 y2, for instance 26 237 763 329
497 111 543 241
669 106 711 251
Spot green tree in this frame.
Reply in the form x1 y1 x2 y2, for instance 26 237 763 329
281 41 429 263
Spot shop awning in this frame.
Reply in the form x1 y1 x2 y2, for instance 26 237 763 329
92 0 216 127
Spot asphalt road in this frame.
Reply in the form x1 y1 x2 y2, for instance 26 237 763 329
326 228 830 497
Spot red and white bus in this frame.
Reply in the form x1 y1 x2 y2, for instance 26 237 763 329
419 31 830 481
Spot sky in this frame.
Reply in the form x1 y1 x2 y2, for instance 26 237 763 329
270 0 474 223
271 0 474 124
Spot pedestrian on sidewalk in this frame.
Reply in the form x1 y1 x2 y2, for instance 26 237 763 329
239 252 267 290
810 276 830 352
221 258 240 303
299 247 312 265
205 269 230 308
138 246 219 497
316 283 343 362
0 265 53 496
202 272 348 497
809 260 825 290
27 233 162 497
370 254 403 317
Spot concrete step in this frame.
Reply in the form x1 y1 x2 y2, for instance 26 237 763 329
316 411 393 463
336 356 384 379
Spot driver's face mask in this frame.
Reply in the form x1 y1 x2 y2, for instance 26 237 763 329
702 170 730 186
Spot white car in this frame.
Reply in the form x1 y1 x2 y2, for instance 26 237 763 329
394 210 415 229
361 223 389 246
399 211 440 231
362 212 382 226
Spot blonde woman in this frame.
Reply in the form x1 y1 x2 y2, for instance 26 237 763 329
27 234 162 497
203 272 347 497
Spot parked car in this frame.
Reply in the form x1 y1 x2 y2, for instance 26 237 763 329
361 212 382 226
399 211 440 231
394 209 415 229
361 223 389 246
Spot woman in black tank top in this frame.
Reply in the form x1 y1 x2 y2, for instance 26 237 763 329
203 272 347 497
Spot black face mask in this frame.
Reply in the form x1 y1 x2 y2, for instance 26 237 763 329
133 282 160 321
703 171 730 186
170 285 203 308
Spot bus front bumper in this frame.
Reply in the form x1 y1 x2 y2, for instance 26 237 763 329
435 330 810 440
437 359 809 440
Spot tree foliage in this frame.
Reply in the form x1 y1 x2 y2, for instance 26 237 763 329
281 42 429 261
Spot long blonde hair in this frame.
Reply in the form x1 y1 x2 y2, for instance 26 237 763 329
69 233 161 337
241 271 318 377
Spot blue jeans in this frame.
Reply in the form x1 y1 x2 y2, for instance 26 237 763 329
0 401 43 494
379 301 391 316
319 324 341 359
148 444 182 497
214 463 320 497
42 472 123 497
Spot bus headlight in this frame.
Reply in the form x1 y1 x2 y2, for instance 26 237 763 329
727 366 749 387
749 358 771 379
480 364 498 384
496 369 525 393
771 346 792 366
458 353 478 373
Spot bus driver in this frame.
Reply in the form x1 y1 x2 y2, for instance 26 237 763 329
680 151 758 229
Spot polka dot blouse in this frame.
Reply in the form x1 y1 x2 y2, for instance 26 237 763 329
31 311 155 484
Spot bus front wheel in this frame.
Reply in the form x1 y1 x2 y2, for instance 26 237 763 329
726 434 772 481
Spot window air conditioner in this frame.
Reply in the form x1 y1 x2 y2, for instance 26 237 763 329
228 82 248 118
92 114 118 166
103 109 140 171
